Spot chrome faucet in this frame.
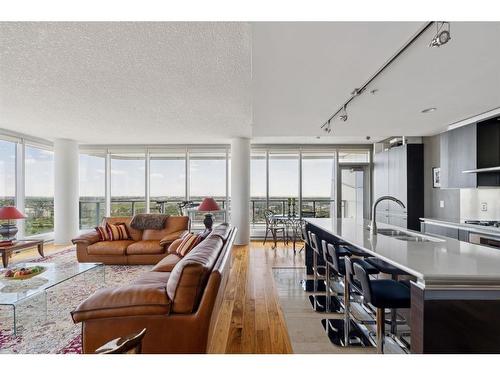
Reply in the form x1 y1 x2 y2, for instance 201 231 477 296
370 196 406 235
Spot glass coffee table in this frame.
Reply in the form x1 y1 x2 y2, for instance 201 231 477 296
0 262 104 335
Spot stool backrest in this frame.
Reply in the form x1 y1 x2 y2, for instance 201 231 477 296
323 242 342 273
353 262 373 303
301 225 310 246
309 232 320 255
344 256 354 284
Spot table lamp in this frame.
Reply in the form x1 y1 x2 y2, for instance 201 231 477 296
197 197 220 230
0 206 27 241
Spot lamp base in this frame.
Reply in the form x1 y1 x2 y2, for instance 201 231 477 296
0 223 18 241
203 214 214 230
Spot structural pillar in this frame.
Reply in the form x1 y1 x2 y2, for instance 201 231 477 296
54 139 79 244
230 137 250 245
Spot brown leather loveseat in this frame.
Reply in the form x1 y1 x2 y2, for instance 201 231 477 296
72 216 189 265
71 223 236 354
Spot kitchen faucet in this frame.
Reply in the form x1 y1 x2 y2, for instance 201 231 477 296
370 196 406 235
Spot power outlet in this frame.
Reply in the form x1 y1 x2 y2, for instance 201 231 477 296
481 202 488 212
440 200 445 208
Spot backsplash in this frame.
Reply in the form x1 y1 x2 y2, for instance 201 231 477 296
460 188 500 221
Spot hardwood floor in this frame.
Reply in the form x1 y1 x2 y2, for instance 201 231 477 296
208 241 305 354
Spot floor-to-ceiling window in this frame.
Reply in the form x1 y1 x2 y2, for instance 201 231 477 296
150 151 186 215
268 151 299 216
301 152 335 218
250 151 267 225
110 153 146 216
79 153 106 229
25 145 54 236
189 149 227 226
0 139 16 207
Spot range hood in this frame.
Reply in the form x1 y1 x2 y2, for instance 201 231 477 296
463 166 500 174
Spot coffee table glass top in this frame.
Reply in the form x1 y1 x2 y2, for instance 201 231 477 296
0 262 102 305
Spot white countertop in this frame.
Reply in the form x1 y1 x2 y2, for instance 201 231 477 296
420 217 500 236
305 218 500 288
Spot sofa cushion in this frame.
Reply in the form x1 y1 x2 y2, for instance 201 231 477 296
103 217 142 241
142 216 190 241
166 235 224 313
126 240 164 255
133 271 171 285
211 223 231 242
106 222 131 241
152 253 182 272
87 240 135 256
159 230 188 247
71 284 170 323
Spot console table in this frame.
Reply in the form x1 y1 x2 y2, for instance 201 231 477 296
0 240 45 268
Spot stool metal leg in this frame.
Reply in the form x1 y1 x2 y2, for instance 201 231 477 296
343 274 350 345
376 308 385 354
390 274 398 335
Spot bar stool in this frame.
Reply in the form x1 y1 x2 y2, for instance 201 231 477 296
353 262 411 354
320 243 379 347
308 232 329 311
300 227 324 292
365 257 410 334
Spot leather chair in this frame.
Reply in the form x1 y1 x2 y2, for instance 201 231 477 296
71 224 236 354
72 215 189 265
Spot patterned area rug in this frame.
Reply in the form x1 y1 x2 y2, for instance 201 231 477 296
0 248 151 354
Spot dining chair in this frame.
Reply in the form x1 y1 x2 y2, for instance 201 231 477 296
263 209 286 248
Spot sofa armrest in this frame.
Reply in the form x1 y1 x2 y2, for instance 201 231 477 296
71 284 171 323
159 230 188 247
72 231 100 245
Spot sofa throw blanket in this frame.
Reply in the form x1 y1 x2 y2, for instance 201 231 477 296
130 214 169 230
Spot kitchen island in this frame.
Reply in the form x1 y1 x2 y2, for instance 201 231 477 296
305 217 500 353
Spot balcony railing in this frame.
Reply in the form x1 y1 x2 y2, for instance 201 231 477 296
79 197 336 229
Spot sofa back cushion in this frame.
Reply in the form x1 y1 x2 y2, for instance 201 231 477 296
103 217 142 241
142 216 189 241
166 234 223 313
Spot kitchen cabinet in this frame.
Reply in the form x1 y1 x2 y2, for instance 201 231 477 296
421 222 459 240
373 144 424 230
440 123 477 188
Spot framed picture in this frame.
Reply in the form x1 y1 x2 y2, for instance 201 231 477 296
432 167 441 188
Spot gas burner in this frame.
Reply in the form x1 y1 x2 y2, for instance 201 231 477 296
465 220 500 228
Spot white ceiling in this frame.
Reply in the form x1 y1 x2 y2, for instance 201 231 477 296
1 22 499 145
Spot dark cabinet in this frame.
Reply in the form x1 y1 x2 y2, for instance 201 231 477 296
440 123 477 188
373 144 424 231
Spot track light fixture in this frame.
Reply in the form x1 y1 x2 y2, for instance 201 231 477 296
429 22 451 47
339 105 348 122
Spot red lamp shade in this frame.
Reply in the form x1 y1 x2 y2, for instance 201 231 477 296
198 197 220 212
0 206 27 220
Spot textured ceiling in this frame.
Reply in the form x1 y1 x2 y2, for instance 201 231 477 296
1 22 499 145
0 22 252 143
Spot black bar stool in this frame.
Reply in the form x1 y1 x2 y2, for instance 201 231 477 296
353 262 411 354
365 257 410 334
308 232 328 311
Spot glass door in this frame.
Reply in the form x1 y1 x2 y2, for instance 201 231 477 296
340 166 369 220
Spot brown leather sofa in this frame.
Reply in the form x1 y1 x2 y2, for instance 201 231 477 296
72 216 189 265
71 223 236 354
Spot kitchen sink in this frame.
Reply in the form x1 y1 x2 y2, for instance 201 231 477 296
375 228 444 243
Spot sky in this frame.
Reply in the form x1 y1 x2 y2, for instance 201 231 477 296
2 140 337 199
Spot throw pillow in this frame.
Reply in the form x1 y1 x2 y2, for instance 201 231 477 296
95 225 110 241
106 222 131 241
175 233 199 257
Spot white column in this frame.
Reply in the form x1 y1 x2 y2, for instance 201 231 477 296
54 139 79 244
230 137 250 245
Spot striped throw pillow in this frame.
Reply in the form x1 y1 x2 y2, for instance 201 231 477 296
106 222 131 241
176 233 199 257
95 225 110 241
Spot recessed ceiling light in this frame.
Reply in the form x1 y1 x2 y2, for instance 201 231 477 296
421 107 437 113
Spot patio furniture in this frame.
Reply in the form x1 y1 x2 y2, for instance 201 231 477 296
263 210 286 248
